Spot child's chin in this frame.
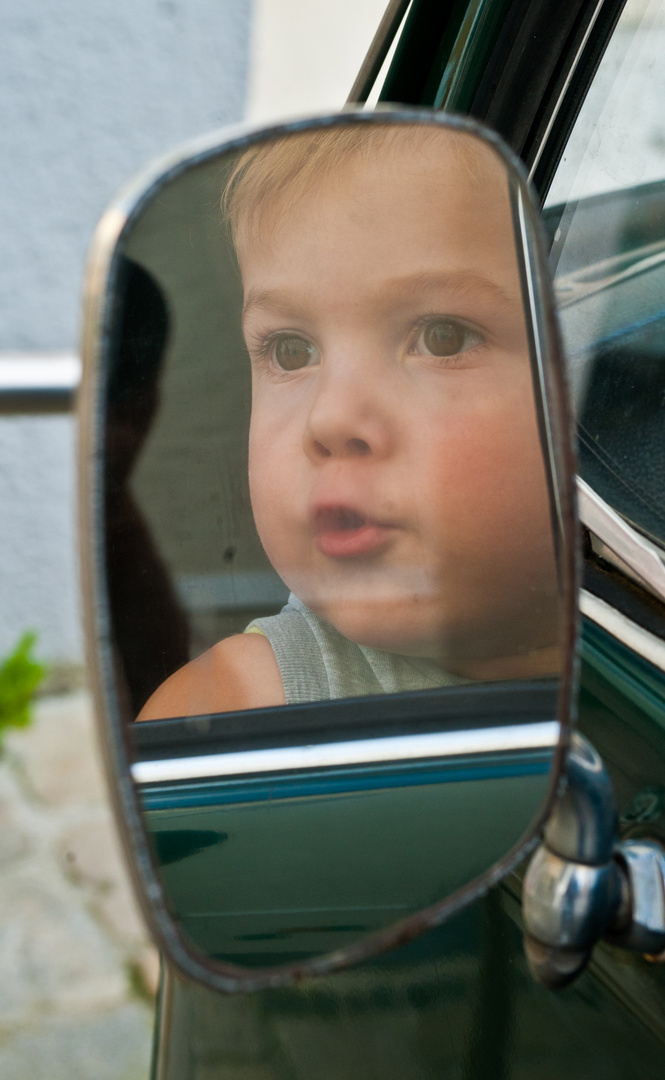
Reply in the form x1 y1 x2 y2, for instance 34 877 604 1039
321 604 442 659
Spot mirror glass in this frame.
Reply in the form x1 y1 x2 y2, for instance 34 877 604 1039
91 116 569 973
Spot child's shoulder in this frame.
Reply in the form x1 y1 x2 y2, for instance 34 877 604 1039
136 631 285 721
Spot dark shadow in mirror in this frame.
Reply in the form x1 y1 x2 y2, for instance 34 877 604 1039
104 257 190 715
133 679 557 966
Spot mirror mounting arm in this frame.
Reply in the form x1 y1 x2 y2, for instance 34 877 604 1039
523 733 665 988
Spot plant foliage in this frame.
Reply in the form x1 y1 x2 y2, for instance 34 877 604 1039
0 632 46 745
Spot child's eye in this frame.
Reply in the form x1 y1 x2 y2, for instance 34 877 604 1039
412 318 484 359
271 335 319 371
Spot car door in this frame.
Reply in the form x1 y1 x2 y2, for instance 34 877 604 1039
149 1 665 1076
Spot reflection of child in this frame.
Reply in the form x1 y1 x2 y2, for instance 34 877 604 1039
139 123 559 720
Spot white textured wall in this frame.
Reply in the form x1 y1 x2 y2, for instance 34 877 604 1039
0 0 387 668
0 0 252 351
245 0 387 122
0 0 253 665
0 415 80 663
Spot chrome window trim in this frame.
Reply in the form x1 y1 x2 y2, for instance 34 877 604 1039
528 0 607 183
555 239 665 308
581 589 665 673
132 721 559 785
347 0 412 104
577 477 665 604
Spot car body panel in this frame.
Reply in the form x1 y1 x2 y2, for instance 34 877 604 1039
152 616 665 1078
150 0 665 1072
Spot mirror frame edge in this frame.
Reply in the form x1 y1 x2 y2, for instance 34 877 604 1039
78 106 580 994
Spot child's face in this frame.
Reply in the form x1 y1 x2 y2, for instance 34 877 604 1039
240 134 560 678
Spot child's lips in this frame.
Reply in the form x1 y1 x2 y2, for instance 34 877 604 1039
312 505 397 558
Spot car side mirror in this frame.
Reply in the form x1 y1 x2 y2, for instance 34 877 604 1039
79 109 578 992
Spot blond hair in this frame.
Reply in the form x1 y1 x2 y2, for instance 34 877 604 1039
222 123 498 254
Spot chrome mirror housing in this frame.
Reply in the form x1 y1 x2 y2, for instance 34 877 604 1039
80 109 578 992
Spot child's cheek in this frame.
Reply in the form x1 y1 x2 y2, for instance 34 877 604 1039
425 397 547 542
248 411 298 556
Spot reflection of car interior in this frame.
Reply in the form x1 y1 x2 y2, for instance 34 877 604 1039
543 180 665 551
132 679 557 965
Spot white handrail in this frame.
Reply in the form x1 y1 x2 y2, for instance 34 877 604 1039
0 353 81 414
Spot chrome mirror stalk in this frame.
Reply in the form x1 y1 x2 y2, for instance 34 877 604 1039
609 840 665 956
523 733 665 988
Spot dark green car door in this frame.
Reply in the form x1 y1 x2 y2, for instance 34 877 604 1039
152 2 665 1075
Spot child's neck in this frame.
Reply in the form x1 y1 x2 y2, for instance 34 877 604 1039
445 643 562 682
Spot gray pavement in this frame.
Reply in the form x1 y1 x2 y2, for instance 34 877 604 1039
0 690 157 1079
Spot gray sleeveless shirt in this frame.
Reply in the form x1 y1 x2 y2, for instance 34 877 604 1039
246 594 464 704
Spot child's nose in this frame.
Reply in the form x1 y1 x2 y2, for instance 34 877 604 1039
303 370 394 462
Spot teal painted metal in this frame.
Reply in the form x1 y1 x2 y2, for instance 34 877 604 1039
143 760 549 966
153 617 665 1076
156 892 665 1079
379 0 512 110
581 617 665 732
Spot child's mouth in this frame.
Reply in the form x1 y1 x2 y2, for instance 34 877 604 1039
312 505 395 558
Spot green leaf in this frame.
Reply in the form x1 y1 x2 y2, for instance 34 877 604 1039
0 632 47 740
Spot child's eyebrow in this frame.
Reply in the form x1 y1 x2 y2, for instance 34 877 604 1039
242 287 312 323
243 271 519 323
380 270 520 309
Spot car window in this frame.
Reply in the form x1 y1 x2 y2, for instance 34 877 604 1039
544 0 665 555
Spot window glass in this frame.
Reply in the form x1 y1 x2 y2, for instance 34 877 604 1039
545 0 665 550
547 0 665 205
